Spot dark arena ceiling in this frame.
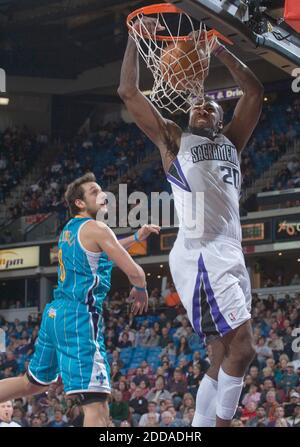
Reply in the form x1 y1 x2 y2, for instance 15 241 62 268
0 0 157 78
0 0 288 79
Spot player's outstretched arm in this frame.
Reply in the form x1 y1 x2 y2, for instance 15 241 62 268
213 42 264 152
118 224 160 250
117 19 181 172
87 221 148 315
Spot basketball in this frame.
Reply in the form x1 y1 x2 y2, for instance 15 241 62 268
160 39 209 91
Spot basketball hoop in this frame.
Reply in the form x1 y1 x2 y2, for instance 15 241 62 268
127 3 233 114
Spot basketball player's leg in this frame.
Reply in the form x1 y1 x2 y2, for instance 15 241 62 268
58 305 112 427
79 393 110 427
216 319 255 427
192 338 226 427
0 305 59 404
0 374 48 403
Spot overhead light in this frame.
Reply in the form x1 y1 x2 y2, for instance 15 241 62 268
160 264 164 268
0 97 9 106
147 273 151 276
297 258 300 262
264 97 268 102
278 252 282 256
157 275 161 279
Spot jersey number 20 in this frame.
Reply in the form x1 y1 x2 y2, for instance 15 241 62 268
220 166 240 189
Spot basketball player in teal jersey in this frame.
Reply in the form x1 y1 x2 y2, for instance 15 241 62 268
0 172 160 427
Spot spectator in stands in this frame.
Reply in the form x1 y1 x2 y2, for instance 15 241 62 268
268 331 284 360
263 390 280 421
164 285 180 308
173 318 190 339
278 363 299 393
0 351 18 376
30 414 43 427
230 419 244 427
144 327 160 347
138 402 160 427
187 364 203 398
47 409 68 427
168 368 187 408
182 407 195 427
287 404 300 427
179 392 195 419
159 410 174 428
118 381 131 401
119 324 136 346
0 401 22 427
159 327 173 348
129 386 148 426
110 390 129 426
268 406 289 427
256 336 273 367
242 384 261 408
111 362 122 384
245 406 268 427
160 359 174 381
165 404 187 427
176 336 192 357
111 350 124 369
283 391 300 417
134 325 149 347
117 332 132 349
12 405 28 427
37 411 49 427
147 376 172 403
160 341 176 360
240 401 258 424
132 367 149 387
142 412 160 427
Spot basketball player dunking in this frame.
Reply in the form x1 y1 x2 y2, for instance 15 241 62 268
0 173 159 427
118 18 263 427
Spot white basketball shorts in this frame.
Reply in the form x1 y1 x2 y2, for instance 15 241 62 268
169 233 252 343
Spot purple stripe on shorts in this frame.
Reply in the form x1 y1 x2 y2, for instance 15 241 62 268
192 262 204 340
198 254 232 335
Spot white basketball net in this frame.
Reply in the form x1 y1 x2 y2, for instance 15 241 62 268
129 11 217 114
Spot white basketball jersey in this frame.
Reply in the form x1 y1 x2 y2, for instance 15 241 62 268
167 131 242 241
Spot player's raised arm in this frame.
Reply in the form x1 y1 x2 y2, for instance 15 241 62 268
213 42 264 152
87 220 148 315
117 18 181 172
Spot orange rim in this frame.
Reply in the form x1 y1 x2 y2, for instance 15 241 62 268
127 2 233 45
